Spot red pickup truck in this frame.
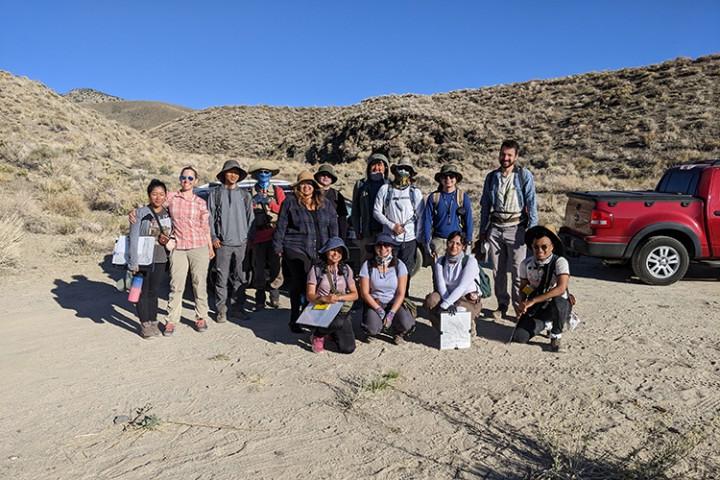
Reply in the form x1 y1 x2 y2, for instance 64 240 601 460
560 160 720 285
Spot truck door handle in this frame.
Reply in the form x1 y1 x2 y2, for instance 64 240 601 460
714 210 720 216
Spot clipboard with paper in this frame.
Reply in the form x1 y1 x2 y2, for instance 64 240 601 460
296 301 343 328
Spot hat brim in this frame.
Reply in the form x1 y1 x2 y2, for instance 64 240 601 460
250 168 280 176
314 172 338 184
434 171 463 183
217 167 248 182
320 244 349 260
294 178 320 189
525 226 564 257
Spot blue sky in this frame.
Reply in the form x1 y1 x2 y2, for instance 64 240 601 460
1 0 718 109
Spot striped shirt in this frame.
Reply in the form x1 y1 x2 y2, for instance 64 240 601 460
166 191 210 250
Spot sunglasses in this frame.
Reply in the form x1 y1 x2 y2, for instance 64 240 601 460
179 175 195 181
532 244 552 251
441 173 457 179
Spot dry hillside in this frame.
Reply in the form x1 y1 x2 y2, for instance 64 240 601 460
83 100 193 131
0 72 219 265
64 87 122 104
150 54 720 217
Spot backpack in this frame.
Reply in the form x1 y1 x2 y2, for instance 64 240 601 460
313 263 352 294
439 255 492 299
431 189 465 230
252 185 281 229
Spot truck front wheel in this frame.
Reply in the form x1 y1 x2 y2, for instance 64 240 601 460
631 236 689 285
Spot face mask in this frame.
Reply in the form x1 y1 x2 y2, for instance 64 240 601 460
446 251 464 264
394 170 411 188
254 171 272 189
375 254 392 266
369 172 383 181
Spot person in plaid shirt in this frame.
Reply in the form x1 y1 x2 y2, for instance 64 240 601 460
164 166 215 335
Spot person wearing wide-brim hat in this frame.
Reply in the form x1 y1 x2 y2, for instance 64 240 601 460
423 163 473 259
304 237 358 354
513 224 572 352
247 160 285 310
209 159 254 323
273 170 339 333
315 164 350 240
358 232 415 345
350 153 391 257
216 159 248 182
373 158 424 296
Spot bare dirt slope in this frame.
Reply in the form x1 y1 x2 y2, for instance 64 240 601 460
83 101 193 131
0 242 718 479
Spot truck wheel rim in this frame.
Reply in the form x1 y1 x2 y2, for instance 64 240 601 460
646 246 680 279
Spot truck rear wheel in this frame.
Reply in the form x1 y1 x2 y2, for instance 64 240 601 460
631 236 689 285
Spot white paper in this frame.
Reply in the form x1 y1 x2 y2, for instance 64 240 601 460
440 311 472 350
296 302 344 328
112 236 155 266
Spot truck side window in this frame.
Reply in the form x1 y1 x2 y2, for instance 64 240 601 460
656 169 701 195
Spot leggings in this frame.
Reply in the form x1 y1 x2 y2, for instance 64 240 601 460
136 263 168 323
282 250 313 326
314 312 356 354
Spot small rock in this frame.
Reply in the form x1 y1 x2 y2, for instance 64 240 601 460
8 456 19 461
113 415 130 424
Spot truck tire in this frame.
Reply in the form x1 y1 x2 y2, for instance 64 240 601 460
631 236 689 286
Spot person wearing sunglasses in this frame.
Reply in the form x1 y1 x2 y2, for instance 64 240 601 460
273 170 338 333
247 161 286 310
512 225 571 352
422 164 473 259
208 160 254 322
164 166 215 334
358 233 414 345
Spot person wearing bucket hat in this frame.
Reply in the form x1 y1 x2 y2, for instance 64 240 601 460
351 152 391 256
248 160 285 310
358 233 415 345
513 225 572 352
273 170 339 333
476 140 538 320
373 157 424 295
315 164 349 240
422 164 474 259
208 160 255 322
303 237 358 354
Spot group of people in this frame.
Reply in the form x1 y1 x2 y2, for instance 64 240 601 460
126 140 573 353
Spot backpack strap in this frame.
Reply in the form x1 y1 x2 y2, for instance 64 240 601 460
383 185 394 213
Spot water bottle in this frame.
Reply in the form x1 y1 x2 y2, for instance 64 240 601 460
127 274 144 303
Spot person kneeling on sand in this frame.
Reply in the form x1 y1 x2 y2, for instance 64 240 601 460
128 179 173 339
512 225 571 352
423 231 482 336
305 237 358 354
359 233 415 345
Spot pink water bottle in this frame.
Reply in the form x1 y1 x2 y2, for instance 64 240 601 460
128 274 144 303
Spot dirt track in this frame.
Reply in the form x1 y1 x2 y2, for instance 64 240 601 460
1 239 719 479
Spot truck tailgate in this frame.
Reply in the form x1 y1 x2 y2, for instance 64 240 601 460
563 195 595 236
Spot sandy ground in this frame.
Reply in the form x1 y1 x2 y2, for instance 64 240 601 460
1 238 719 479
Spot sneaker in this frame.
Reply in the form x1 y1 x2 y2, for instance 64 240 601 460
162 322 175 337
492 305 507 321
268 296 280 309
195 318 208 332
393 334 406 346
231 306 250 321
216 307 228 324
311 335 326 353
254 302 266 312
140 322 160 339
550 337 561 352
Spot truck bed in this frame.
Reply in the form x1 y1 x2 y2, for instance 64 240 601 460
568 190 700 203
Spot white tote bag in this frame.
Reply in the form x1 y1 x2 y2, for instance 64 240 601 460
112 236 155 266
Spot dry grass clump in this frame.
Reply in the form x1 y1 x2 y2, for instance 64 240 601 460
0 213 25 270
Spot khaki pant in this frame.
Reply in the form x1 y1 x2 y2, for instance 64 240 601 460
423 291 482 335
167 247 209 323
487 224 526 313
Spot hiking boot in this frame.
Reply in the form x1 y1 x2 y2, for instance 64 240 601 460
492 305 507 321
550 337 561 352
393 334 406 346
268 290 280 309
162 322 175 337
195 318 208 332
254 302 266 312
216 307 228 324
140 322 160 339
311 335 326 353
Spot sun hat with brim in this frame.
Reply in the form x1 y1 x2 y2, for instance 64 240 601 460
434 164 463 183
314 164 338 184
318 236 349 259
390 158 417 177
216 159 248 182
248 160 280 176
294 170 320 189
371 232 400 247
525 225 564 257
